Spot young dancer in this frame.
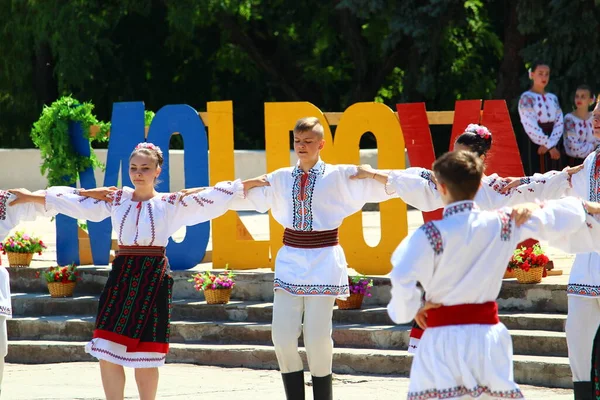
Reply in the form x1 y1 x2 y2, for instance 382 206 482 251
518 61 564 174
0 190 56 396
501 101 600 399
387 150 598 400
564 85 597 166
9 143 260 400
354 124 581 352
218 117 400 400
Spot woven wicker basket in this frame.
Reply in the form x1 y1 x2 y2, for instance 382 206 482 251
503 269 516 279
47 282 76 298
515 266 544 284
7 252 33 267
336 293 365 310
204 288 232 304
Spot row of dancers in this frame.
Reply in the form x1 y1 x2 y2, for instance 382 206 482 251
1 114 600 399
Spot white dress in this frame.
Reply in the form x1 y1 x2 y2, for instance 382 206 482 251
388 167 571 211
563 113 597 159
388 197 589 400
0 190 56 319
232 160 397 298
45 181 244 368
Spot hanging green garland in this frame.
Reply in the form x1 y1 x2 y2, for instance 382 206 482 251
30 95 110 186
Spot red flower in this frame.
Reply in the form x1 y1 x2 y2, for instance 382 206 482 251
521 261 531 272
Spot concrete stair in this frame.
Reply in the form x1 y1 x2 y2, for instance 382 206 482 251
6 268 575 388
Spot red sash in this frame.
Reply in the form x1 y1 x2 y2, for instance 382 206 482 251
427 302 499 327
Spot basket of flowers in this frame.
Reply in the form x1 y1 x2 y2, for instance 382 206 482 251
335 275 374 310
0 231 47 267
37 263 80 297
508 243 549 284
189 269 236 304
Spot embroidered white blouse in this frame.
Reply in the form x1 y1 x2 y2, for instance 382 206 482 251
388 167 571 211
387 197 588 324
565 148 600 296
563 113 597 159
231 160 396 298
45 181 244 247
518 91 564 148
0 190 58 319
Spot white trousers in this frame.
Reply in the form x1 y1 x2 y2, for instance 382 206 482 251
271 290 336 377
0 316 7 390
566 296 600 382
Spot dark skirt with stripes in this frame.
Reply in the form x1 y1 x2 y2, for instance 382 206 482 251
84 246 173 368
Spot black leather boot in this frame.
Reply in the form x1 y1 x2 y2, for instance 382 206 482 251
281 370 305 400
312 374 333 400
573 381 593 400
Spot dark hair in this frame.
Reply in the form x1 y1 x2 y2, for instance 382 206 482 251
455 125 492 157
576 84 593 97
530 61 550 73
432 151 484 201
129 143 164 168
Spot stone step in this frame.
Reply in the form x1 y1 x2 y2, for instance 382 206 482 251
11 294 568 331
5 340 573 389
9 267 569 311
6 316 570 356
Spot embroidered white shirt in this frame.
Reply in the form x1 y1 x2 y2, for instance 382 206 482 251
564 149 600 296
0 190 58 319
518 91 564 148
388 167 571 211
387 197 588 324
563 113 598 159
231 160 396 298
45 180 244 247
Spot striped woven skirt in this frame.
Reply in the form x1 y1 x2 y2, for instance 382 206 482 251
84 246 173 368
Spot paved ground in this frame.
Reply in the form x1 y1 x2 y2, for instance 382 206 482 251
3 362 573 399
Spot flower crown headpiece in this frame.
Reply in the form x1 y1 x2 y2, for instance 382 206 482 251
135 142 163 157
465 124 491 140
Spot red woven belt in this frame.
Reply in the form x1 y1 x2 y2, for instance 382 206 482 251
283 228 339 249
426 301 499 327
117 246 166 257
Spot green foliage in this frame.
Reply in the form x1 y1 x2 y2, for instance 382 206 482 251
38 264 79 283
30 96 109 186
2 0 600 152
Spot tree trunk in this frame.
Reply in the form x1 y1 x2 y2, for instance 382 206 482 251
32 42 59 107
493 0 525 107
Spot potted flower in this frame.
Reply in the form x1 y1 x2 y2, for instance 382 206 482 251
0 231 47 267
189 269 236 304
37 263 80 297
508 243 549 284
336 275 373 310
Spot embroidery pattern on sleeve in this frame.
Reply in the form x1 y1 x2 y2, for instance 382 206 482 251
113 190 124 206
161 194 177 205
419 222 443 255
419 170 437 189
589 152 600 202
498 211 512 241
0 191 10 220
291 162 325 231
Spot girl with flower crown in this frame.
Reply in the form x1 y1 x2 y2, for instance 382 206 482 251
0 190 55 396
518 61 565 175
8 142 265 400
563 84 598 166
